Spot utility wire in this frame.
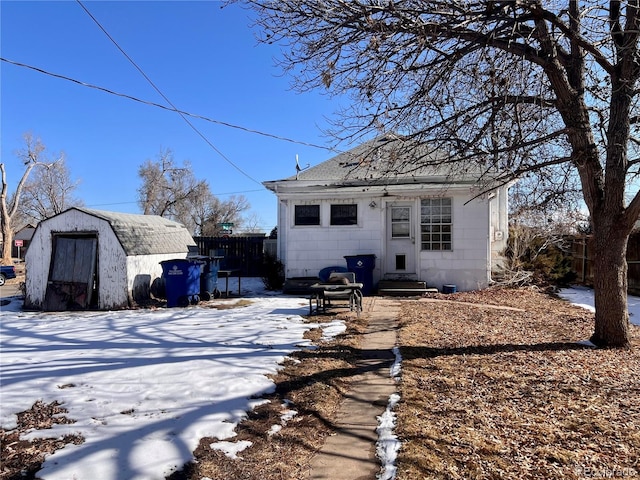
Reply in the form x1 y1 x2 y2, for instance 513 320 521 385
76 2 262 185
75 0 262 186
0 57 336 153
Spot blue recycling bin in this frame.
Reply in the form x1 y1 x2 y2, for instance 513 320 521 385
160 259 202 307
344 254 376 296
200 256 222 300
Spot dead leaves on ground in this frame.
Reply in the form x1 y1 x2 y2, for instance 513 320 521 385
397 287 640 480
0 401 83 480
3 288 640 480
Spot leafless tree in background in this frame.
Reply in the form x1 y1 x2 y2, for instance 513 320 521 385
0 133 61 264
242 0 640 348
17 156 83 226
137 149 249 235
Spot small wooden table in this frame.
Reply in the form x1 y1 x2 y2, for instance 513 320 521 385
217 270 242 297
309 282 363 315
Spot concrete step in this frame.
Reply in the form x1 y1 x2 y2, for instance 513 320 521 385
377 280 438 296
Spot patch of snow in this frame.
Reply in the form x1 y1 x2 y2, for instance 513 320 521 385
320 320 347 341
209 440 253 459
376 393 401 480
390 346 402 381
558 286 640 326
0 278 345 480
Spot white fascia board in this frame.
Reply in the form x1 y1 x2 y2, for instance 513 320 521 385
273 182 482 200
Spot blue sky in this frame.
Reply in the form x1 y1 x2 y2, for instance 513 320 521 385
1 0 346 232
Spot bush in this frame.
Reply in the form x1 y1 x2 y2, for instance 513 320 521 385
499 226 576 287
261 254 285 290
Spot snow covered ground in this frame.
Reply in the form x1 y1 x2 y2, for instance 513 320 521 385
0 278 345 480
1 282 636 480
557 285 640 326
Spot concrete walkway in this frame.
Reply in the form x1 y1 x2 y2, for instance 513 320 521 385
309 296 401 480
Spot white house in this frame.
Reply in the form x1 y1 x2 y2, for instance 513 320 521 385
24 207 197 311
263 135 510 293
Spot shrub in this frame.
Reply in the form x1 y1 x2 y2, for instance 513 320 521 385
261 254 285 290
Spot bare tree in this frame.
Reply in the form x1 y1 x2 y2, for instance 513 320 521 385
239 212 266 234
137 149 250 235
0 133 59 264
199 195 250 236
17 156 83 226
137 149 209 228
242 0 640 348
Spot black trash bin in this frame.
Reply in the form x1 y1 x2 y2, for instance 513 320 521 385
160 259 202 307
344 254 376 296
200 256 223 300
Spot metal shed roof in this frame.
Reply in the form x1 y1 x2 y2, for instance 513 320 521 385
73 208 196 256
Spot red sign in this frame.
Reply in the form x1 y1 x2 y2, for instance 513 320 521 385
14 239 23 247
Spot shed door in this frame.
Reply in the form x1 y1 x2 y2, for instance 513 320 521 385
385 204 416 275
44 235 98 311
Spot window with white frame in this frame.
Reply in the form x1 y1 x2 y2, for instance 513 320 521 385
420 198 452 251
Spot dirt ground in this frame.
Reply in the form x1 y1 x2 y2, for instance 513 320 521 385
1 287 639 480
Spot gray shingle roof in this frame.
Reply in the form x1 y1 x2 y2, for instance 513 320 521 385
267 135 484 189
75 208 196 256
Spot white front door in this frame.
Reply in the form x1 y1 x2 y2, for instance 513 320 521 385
385 203 416 275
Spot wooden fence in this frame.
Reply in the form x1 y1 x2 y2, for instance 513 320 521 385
572 234 640 295
193 236 274 277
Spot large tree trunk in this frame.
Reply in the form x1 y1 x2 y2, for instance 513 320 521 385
0 215 12 264
591 227 631 348
0 163 14 265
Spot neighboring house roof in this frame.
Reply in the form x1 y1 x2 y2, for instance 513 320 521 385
264 135 492 193
14 226 35 241
61 207 196 256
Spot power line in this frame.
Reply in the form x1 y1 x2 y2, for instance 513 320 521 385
75 0 263 186
74 0 338 157
0 58 337 152
86 189 268 209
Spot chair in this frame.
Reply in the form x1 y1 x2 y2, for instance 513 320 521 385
320 272 362 314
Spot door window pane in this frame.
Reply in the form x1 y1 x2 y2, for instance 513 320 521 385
391 206 410 238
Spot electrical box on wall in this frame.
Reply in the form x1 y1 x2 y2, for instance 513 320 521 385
494 231 504 241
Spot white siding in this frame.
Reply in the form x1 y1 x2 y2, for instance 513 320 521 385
283 197 384 280
273 183 509 293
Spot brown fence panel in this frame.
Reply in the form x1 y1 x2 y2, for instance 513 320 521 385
571 236 592 285
572 233 640 295
193 236 267 277
627 232 640 295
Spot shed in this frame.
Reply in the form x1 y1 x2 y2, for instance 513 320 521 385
24 207 197 311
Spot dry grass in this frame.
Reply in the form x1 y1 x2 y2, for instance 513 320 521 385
396 287 640 480
2 287 640 480
168 308 369 480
